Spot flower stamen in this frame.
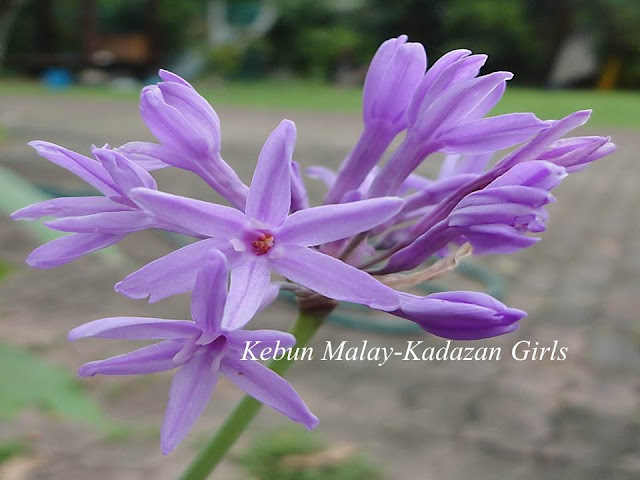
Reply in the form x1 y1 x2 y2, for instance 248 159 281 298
252 233 275 255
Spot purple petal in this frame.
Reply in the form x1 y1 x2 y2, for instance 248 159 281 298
488 161 567 190
94 148 157 192
396 291 525 340
466 81 507 120
221 257 271 330
78 339 184 377
11 196 124 220
29 141 117 196
306 166 336 190
454 153 493 175
190 250 228 333
412 54 487 118
69 317 199 341
129 188 246 239
45 210 153 234
414 71 514 140
157 81 221 151
449 203 547 227
220 355 318 429
463 224 540 254
226 329 297 353
564 141 615 173
440 113 549 154
456 186 554 208
323 126 396 204
402 174 480 212
290 161 309 212
158 69 193 87
363 35 426 130
382 222 457 273
278 197 404 246
26 232 125 268
246 120 296 226
116 141 172 171
115 238 228 302
140 85 212 158
497 110 592 170
161 348 219 454
406 49 471 126
271 245 399 310
258 283 280 311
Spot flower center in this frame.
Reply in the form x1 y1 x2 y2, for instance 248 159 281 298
252 233 275 255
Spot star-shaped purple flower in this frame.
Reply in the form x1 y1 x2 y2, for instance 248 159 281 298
116 120 405 328
69 250 318 454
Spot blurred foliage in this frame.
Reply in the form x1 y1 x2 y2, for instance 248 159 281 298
0 440 29 465
0 259 14 282
0 343 112 431
236 427 382 480
440 0 546 81
4 0 640 86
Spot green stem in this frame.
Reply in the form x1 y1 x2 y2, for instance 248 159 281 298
178 308 327 480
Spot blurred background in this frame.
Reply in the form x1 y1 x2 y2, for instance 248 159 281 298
0 1 639 479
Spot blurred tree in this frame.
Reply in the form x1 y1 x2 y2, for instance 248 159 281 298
441 0 547 83
572 0 640 88
0 0 25 66
267 0 367 80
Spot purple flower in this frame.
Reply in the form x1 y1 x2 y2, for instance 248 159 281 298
382 161 566 272
127 70 249 209
398 110 615 253
394 291 526 340
324 35 426 204
11 143 160 268
363 35 427 133
367 49 550 197
116 120 404 327
69 250 318 454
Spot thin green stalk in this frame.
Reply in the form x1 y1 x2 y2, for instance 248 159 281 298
178 308 328 480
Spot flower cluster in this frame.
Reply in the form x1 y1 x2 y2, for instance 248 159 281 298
12 35 615 454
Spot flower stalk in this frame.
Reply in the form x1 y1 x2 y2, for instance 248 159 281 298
178 306 329 480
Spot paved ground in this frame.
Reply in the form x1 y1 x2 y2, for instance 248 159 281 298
0 92 638 479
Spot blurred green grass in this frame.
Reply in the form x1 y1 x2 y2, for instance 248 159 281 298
0 79 638 128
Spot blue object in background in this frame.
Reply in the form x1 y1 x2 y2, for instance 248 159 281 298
42 68 73 89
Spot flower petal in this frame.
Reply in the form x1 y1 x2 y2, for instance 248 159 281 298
221 257 271 330
497 110 592 170
246 120 296 226
306 166 336 190
94 148 157 192
78 339 184 377
115 238 228 302
45 210 153 234
226 329 297 354
278 197 405 246
190 250 228 333
463 224 540 254
26 233 125 268
140 85 211 158
29 141 117 196
115 141 172 171
271 245 399 310
395 291 526 340
11 197 124 220
220 355 318 429
440 113 549 154
407 49 472 126
129 188 246 238
69 317 198 341
161 349 219 454
290 161 309 212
